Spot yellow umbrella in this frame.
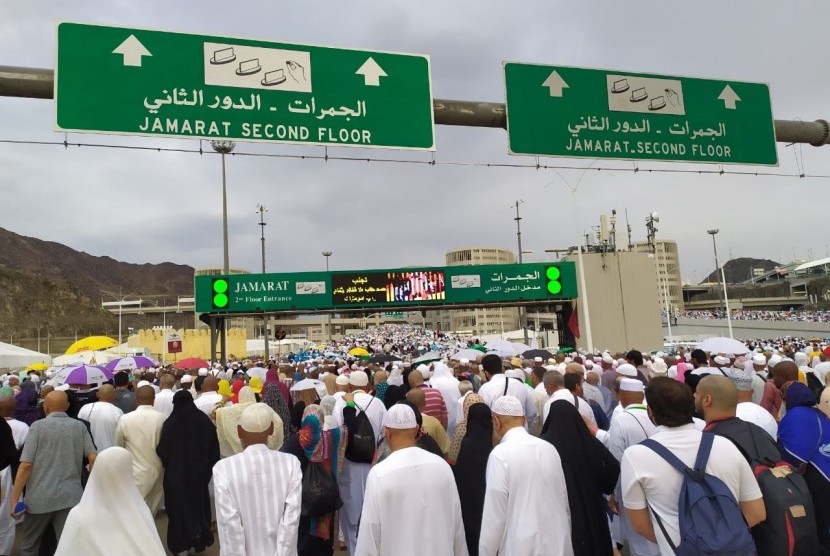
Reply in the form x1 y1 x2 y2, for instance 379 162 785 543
348 347 369 357
25 362 49 372
64 336 118 355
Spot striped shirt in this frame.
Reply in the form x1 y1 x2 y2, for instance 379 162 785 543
213 443 302 556
418 385 448 427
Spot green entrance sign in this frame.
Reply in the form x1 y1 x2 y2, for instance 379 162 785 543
194 262 577 315
56 22 435 150
504 62 777 165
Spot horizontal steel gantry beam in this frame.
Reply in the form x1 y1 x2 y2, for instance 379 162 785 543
2 65 828 146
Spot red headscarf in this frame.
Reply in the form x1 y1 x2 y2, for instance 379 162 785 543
230 379 245 404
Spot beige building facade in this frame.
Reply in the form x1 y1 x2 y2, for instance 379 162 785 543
632 240 684 314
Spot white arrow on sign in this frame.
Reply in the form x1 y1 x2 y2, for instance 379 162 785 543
112 35 152 67
718 85 741 110
542 70 569 97
356 57 387 86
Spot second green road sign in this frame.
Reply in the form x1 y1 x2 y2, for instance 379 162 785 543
56 22 435 150
504 62 777 165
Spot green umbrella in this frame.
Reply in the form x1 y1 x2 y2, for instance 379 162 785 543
470 344 488 352
557 346 575 354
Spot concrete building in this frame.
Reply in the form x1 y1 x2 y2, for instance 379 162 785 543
565 250 663 352
632 239 684 314
426 248 521 336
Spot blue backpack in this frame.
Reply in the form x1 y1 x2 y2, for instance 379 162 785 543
641 433 756 555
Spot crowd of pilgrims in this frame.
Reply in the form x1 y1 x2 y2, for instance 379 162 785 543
2 328 830 555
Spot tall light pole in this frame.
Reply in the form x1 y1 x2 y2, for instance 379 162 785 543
257 204 269 361
211 140 235 363
101 289 136 354
323 251 332 343
707 229 734 338
512 200 529 344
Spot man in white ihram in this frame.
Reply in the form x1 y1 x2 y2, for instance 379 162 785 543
212 403 302 556
479 395 573 556
330 370 387 556
77 384 123 451
355 403 468 556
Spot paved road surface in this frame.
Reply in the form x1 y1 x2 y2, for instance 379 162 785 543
11 512 349 555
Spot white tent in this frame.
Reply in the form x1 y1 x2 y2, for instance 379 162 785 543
0 341 51 370
52 350 120 366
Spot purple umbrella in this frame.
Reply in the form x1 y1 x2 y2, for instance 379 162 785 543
55 364 113 386
106 356 158 372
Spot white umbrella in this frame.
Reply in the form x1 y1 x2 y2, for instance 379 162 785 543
246 367 268 381
696 337 749 355
450 349 484 361
290 378 327 399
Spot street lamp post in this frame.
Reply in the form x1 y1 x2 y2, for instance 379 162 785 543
211 140 235 363
323 251 332 343
512 200 530 344
707 229 734 338
257 204 270 361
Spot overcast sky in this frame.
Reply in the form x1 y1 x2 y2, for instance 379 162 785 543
2 1 829 285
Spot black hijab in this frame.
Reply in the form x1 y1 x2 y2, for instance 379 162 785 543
452 403 493 556
541 400 619 556
290 401 306 430
383 385 405 409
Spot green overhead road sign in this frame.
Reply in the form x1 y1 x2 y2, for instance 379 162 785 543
194 262 578 315
504 63 777 165
56 22 435 150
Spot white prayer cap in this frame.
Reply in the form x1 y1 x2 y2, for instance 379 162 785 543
584 360 594 369
335 374 350 386
180 375 193 384
713 355 731 366
492 395 525 417
419 366 431 379
459 358 470 365
544 365 557 371
238 404 274 434
602 353 615 365
137 380 150 388
620 378 644 393
349 371 369 388
547 358 556 365
726 369 753 392
795 352 809 366
533 357 543 363
505 369 524 380
752 353 767 366
383 404 418 429
616 363 637 377
198 368 209 376
650 359 668 376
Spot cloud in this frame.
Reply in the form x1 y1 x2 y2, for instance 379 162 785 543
1 0 829 285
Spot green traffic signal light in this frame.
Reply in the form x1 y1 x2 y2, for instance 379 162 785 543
213 278 229 309
545 266 562 295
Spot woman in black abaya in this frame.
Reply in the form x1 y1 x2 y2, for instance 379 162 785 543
541 399 620 556
452 403 493 556
156 390 220 555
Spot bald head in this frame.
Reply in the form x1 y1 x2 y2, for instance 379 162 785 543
565 363 585 377
772 361 799 389
135 385 156 405
160 374 175 390
408 372 424 388
0 396 15 418
202 376 219 392
695 375 737 421
405 388 426 411
44 391 70 414
97 384 116 403
39 384 54 399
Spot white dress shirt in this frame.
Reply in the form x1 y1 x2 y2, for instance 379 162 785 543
194 391 224 421
479 427 573 556
355 446 468 556
736 401 779 440
478 375 537 427
213 443 302 556
78 401 123 451
115 405 167 515
152 389 175 418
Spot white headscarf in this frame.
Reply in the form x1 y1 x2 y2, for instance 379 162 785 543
387 365 404 387
55 447 165 556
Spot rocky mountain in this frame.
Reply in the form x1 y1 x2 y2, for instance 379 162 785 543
701 257 780 285
0 227 194 340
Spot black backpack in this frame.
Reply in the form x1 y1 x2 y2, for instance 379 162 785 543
301 461 342 517
345 397 376 463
